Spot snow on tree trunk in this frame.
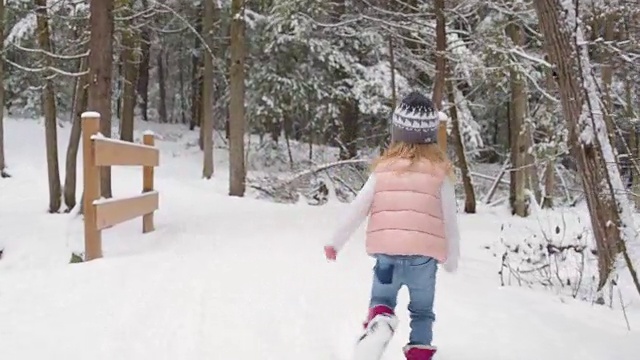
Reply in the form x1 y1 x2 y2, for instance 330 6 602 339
0 0 7 178
446 73 476 213
533 0 640 294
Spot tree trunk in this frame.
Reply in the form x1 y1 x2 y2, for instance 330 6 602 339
383 34 396 152
433 0 447 148
307 102 314 160
541 54 557 209
447 74 476 213
533 0 640 293
627 78 640 209
35 0 62 213
136 0 150 122
0 0 7 178
229 0 246 196
525 127 541 205
120 4 138 142
157 49 167 124
190 4 203 131
63 57 89 211
201 0 215 179
507 22 529 217
88 0 114 199
267 117 280 143
599 8 617 150
541 161 555 209
136 34 150 122
179 50 187 125
283 114 294 168
339 100 359 160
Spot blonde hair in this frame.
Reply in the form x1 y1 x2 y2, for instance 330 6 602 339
372 142 454 179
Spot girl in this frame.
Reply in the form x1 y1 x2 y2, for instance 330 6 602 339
324 91 460 360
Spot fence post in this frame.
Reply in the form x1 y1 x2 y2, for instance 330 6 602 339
81 112 102 261
142 131 155 233
437 119 447 153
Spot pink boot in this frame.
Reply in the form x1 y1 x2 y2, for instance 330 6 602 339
362 304 394 329
403 345 437 360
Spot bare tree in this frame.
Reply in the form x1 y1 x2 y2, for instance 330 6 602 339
433 0 447 145
157 49 168 123
447 73 476 213
35 0 62 213
507 21 529 217
228 0 246 196
119 0 138 142
0 0 7 179
541 58 557 209
190 2 203 133
137 0 151 122
201 0 215 179
439 0 475 213
63 54 88 211
88 0 115 198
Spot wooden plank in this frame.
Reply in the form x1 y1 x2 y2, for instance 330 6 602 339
92 136 159 167
81 112 103 261
94 191 159 230
142 132 156 233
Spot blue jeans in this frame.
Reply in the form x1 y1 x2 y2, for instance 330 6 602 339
369 254 437 346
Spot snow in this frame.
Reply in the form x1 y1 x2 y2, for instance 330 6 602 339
452 86 484 151
81 111 101 119
90 135 158 151
4 13 36 47
93 191 158 205
442 29 484 153
0 118 639 360
446 31 479 88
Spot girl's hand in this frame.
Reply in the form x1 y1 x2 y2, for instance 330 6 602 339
324 245 337 261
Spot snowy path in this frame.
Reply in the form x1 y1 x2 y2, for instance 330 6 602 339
0 119 638 360
1 182 637 360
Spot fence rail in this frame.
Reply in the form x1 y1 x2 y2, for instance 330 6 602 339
81 111 160 261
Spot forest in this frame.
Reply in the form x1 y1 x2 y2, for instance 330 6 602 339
0 0 639 299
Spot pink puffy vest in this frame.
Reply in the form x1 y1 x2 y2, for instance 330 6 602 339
365 159 449 262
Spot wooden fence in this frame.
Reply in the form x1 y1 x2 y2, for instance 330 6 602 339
81 111 160 261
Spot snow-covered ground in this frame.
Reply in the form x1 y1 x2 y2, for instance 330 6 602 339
0 118 639 360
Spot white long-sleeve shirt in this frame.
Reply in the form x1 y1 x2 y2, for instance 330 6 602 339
328 174 460 272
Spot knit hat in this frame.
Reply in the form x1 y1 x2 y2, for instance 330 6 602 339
390 91 442 144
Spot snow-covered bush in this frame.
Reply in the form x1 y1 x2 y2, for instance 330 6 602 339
494 208 635 306
497 215 599 301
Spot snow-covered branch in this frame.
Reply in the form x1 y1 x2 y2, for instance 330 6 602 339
4 58 89 77
8 42 88 61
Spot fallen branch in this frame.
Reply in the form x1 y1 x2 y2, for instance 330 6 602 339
480 159 509 204
471 170 509 184
284 158 370 184
617 286 632 331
